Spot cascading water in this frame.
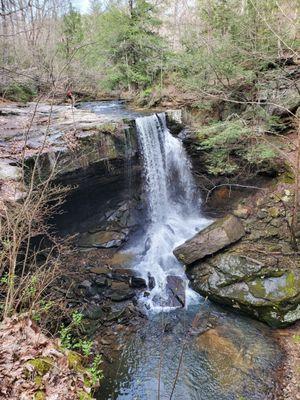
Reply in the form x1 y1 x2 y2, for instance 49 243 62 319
133 113 209 310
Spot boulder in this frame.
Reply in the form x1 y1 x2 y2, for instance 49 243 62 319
166 275 186 307
188 253 300 327
174 215 245 265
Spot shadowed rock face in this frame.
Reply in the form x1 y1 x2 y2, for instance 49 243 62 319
173 215 245 265
187 253 300 327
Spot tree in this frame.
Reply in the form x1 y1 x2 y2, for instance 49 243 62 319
95 0 166 91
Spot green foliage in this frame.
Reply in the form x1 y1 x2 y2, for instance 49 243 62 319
0 273 9 285
61 4 84 59
242 144 277 165
58 311 103 388
87 355 104 385
3 83 37 102
293 334 300 344
85 0 166 91
174 0 297 92
198 120 251 149
59 312 92 356
196 119 278 175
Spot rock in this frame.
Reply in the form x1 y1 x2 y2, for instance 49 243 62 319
93 276 109 287
174 215 245 265
109 282 135 302
257 209 268 219
165 276 186 307
233 204 251 219
78 230 127 249
257 67 300 116
148 273 155 290
268 207 280 218
0 162 22 180
90 266 111 275
188 253 300 327
110 268 136 282
196 328 253 390
129 276 147 289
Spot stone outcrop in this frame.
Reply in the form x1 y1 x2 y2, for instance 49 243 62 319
187 253 300 327
174 186 300 327
173 215 245 265
0 103 139 210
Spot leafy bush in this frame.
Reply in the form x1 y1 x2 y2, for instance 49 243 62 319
3 82 37 102
195 119 279 176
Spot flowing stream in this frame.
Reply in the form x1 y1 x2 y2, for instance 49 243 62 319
132 113 209 310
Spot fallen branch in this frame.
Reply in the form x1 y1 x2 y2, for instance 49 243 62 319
205 183 265 203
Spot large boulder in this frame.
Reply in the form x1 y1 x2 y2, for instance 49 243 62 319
187 253 300 327
173 215 245 265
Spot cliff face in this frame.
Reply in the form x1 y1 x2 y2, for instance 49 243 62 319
0 103 140 208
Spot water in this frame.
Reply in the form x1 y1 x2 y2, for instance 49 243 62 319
76 101 282 400
132 113 209 310
77 100 149 120
99 303 282 400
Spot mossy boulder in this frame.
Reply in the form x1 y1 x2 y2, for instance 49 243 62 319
187 253 300 327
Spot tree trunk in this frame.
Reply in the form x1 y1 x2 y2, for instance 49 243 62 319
1 0 9 65
129 0 133 17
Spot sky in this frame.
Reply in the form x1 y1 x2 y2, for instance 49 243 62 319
72 0 90 13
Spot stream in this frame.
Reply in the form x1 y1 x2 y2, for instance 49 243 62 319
77 101 282 400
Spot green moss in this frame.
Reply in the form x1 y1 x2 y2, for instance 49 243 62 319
34 391 46 400
293 334 300 344
284 272 297 297
99 123 117 134
248 279 267 298
268 207 280 218
66 350 85 373
78 390 94 400
27 357 53 375
34 375 43 386
278 170 295 184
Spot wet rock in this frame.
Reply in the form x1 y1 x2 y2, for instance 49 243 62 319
196 327 254 390
106 252 133 267
90 266 111 275
166 276 186 307
109 282 135 302
78 230 127 249
163 322 173 333
174 215 245 265
93 276 109 288
148 273 155 290
84 306 106 321
129 276 147 289
110 268 136 282
188 253 300 327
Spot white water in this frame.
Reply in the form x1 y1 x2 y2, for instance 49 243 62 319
133 113 209 311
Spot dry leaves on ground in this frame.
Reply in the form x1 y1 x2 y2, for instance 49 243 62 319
0 314 95 400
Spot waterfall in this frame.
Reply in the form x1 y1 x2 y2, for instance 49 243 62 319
132 113 209 311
